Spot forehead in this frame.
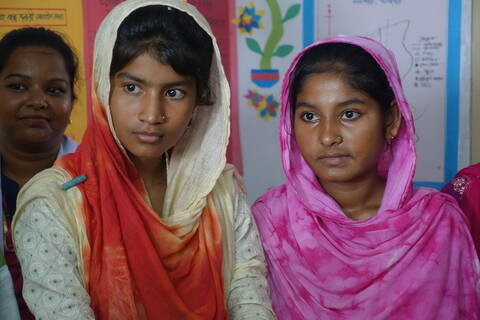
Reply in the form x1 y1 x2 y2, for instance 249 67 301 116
297 73 362 99
114 52 194 85
1 46 68 76
294 72 382 112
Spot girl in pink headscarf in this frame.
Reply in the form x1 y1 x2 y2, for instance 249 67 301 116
252 36 480 319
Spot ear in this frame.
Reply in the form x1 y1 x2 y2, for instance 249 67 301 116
384 100 402 142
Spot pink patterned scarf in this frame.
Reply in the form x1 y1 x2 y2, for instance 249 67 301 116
252 36 480 319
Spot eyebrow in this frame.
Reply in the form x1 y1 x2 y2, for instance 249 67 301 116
116 72 146 84
4 73 68 84
295 98 367 109
50 78 69 84
337 98 366 107
295 102 315 109
116 72 194 88
4 73 30 80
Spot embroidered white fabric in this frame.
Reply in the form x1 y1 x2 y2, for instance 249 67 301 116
228 192 276 319
14 199 94 320
14 197 276 319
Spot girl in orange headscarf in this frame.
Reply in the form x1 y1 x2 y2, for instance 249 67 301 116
12 1 275 319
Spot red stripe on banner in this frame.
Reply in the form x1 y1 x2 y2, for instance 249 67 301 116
82 0 123 122
251 73 280 81
227 0 243 174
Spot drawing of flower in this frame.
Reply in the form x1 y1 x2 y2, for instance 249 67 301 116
246 1 300 70
238 1 301 88
245 89 279 120
233 2 264 35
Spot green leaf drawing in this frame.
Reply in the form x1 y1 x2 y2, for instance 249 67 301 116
246 38 263 55
272 45 294 57
282 4 301 23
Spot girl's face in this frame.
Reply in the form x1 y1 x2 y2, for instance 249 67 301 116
294 72 389 184
0 46 73 152
109 52 197 164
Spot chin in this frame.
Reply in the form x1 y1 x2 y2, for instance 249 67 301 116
315 170 361 184
19 134 57 145
318 176 353 184
127 149 166 162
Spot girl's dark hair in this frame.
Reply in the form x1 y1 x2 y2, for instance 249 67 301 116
0 27 78 101
110 5 214 105
289 42 394 123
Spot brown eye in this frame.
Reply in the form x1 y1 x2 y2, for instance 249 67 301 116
341 110 360 120
301 112 319 122
46 87 66 96
7 83 27 91
165 88 185 99
123 83 141 94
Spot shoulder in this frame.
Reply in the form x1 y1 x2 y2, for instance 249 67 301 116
208 165 247 231
412 187 470 228
17 166 72 204
412 186 460 208
213 163 255 203
442 164 480 202
453 169 480 201
214 164 238 192
456 163 480 179
14 166 82 235
252 184 287 214
251 184 288 232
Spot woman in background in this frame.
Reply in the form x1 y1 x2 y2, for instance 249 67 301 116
252 36 479 319
13 1 274 319
0 27 78 320
442 164 480 255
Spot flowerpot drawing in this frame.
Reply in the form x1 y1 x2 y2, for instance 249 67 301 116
251 69 280 88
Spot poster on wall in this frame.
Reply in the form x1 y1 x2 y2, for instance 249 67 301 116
0 0 87 142
234 0 303 202
82 0 123 117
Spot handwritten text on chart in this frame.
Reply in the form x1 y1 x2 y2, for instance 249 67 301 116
0 8 66 27
353 0 402 4
411 36 444 88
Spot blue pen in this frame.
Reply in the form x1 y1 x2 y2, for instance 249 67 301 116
60 174 87 191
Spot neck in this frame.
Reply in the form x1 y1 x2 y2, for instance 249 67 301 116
131 154 167 215
321 172 386 221
132 155 167 187
1 142 60 187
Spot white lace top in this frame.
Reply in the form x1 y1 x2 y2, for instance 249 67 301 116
14 194 276 319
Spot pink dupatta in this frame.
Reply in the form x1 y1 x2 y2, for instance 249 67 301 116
252 36 480 319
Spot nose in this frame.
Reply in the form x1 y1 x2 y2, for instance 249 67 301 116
138 93 166 125
319 119 342 147
26 87 47 109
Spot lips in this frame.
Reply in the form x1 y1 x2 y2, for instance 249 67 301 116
18 115 50 126
317 153 351 166
133 131 163 144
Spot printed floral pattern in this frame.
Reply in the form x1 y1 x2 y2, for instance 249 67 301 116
244 89 279 120
233 2 264 35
